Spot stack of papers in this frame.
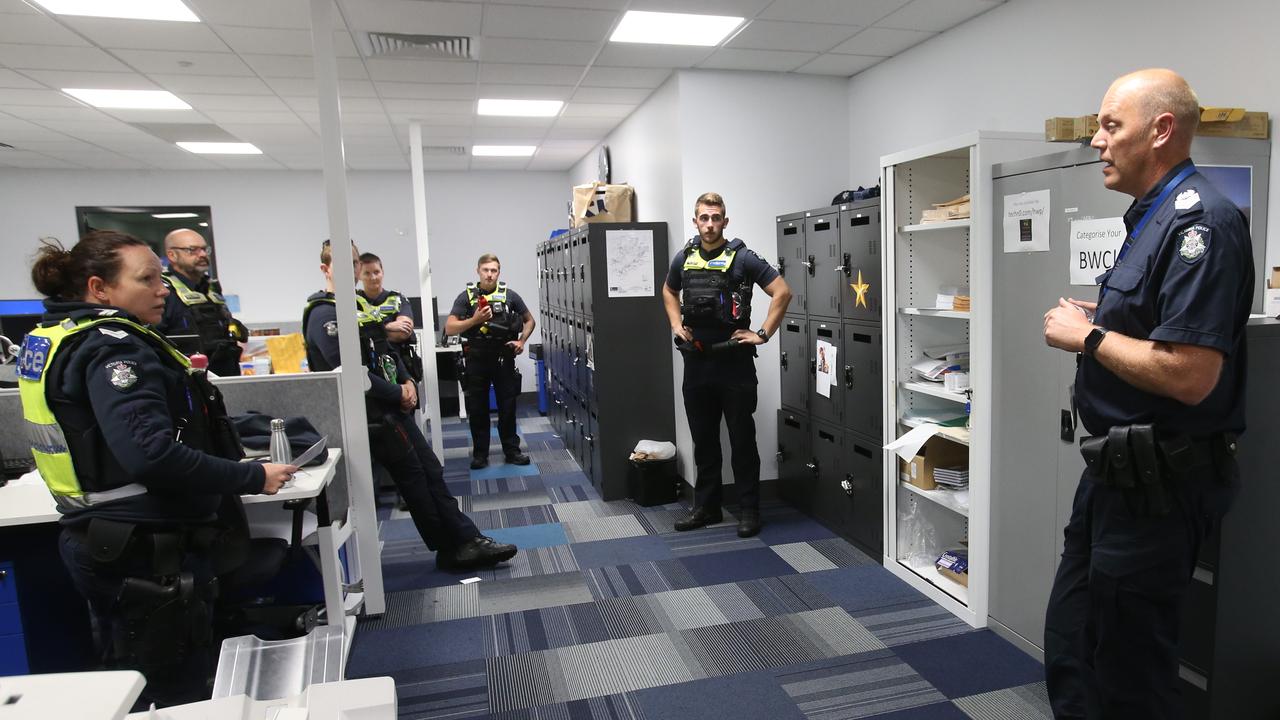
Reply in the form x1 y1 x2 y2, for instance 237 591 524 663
952 295 971 311
920 194 971 223
932 465 970 489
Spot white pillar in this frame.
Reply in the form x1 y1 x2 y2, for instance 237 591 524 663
409 123 444 454
308 0 385 616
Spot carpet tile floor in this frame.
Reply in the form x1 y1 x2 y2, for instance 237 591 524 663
347 406 1050 719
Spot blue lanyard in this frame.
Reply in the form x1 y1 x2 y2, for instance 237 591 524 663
1102 163 1197 299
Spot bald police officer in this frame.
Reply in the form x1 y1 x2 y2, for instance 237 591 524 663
158 228 246 376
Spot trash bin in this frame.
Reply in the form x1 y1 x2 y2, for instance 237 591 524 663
628 457 680 507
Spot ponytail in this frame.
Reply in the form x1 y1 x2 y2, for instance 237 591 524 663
30 231 148 301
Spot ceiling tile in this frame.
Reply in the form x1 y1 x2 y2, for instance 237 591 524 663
545 126 606 141
477 37 599 66
560 103 634 119
877 0 1004 32
726 19 860 52
240 54 368 79
200 110 308 125
0 13 91 46
0 43 130 71
150 74 275 95
526 156 574 171
471 125 548 141
203 155 286 169
183 94 293 112
0 0 40 14
380 98 471 115
282 95 385 114
213 26 359 57
552 115 623 130
31 118 140 135
262 77 379 97
481 0 626 10
217 124 318 142
340 0 482 37
61 17 229 52
385 111 472 125
475 83 572 100
473 115 553 128
793 53 883 76
113 49 255 76
830 27 934 56
19 70 160 90
477 63 584 85
580 66 671 89
2 104 104 121
0 88 82 106
698 48 816 72
570 86 652 104
99 108 213 124
185 0 342 30
636 0 772 16
470 155 529 169
418 155 469 171
365 59 477 84
759 0 911 26
481 4 617 42
0 69 42 88
593 44 715 69
374 82 476 100
0 152 83 169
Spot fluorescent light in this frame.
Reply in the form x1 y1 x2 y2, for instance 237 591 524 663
63 88 190 110
610 10 744 46
30 0 199 22
177 142 262 155
478 98 564 117
152 212 199 219
472 145 537 157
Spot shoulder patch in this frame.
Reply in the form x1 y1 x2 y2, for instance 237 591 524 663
1177 224 1211 263
1174 188 1201 212
98 327 129 339
324 320 339 337
105 359 138 391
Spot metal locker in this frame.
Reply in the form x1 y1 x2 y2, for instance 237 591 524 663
840 430 884 555
571 316 586 392
583 320 595 401
775 410 813 513
779 317 809 412
810 421 847 536
579 234 594 315
776 214 808 314
566 238 581 315
838 205 881 323
548 241 561 310
806 212 842 319
808 319 842 425
842 323 882 439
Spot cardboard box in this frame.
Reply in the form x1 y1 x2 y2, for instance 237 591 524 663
899 435 968 491
1201 107 1246 123
1195 111 1269 139
1271 267 1280 289
1045 115 1099 142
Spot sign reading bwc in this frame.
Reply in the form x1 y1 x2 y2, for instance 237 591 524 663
1069 217 1127 285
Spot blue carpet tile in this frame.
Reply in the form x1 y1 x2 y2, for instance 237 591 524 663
344 413 1050 718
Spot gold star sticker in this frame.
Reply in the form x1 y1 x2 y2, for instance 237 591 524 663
850 270 871 309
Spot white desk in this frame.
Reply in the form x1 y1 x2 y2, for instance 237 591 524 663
0 670 144 720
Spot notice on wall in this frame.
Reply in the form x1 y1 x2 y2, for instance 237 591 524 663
1002 189 1051 253
605 229 655 298
1069 217 1127 285
815 339 837 398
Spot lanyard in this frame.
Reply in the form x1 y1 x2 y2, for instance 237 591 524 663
1102 163 1197 300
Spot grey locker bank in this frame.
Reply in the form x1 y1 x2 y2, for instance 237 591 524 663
989 138 1277 719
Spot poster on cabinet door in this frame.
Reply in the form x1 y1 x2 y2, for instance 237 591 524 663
1002 189 1051 253
605 229 655 298
1068 217 1126 285
815 339 836 398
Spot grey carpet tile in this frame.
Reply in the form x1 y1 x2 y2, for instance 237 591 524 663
491 545 580 580
469 505 560 531
773 538 877 573
460 488 554 513
561 515 649 543
852 601 975 648
444 445 476 460
533 456 587 475
583 559 701 601
774 650 948 719
387 658 490 720
484 693 647 720
663 524 766 558
551 499 648 521
547 485 593 503
362 584 482 630
529 448 572 463
478 571 596 618
954 681 1054 720
459 476 546 496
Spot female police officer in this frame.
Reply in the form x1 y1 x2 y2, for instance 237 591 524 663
18 231 293 707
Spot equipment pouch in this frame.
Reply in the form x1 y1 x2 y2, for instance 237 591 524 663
1079 435 1109 478
1129 424 1169 516
87 517 137 565
1106 425 1135 488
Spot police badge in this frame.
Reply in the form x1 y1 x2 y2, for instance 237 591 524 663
1177 224 1210 263
324 320 339 337
106 360 138 390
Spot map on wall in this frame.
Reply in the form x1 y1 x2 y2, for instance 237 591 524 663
605 228 654 298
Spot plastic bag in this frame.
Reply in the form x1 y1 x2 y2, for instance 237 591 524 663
630 440 676 461
897 497 938 568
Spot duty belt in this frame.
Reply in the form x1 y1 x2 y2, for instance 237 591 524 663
1079 424 1237 516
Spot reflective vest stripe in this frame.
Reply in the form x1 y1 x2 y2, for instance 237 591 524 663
466 282 508 305
165 272 225 307
682 246 737 272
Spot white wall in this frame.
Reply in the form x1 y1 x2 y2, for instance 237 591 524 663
847 0 1280 270
0 168 567 389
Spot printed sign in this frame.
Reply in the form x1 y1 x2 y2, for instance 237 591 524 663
1069 217 1127 285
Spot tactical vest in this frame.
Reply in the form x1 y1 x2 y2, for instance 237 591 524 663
18 314 191 511
356 292 403 323
464 282 521 344
303 293 398 382
164 271 245 350
680 240 751 330
359 291 424 382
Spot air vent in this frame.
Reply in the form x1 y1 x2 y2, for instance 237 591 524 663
366 32 474 60
423 145 465 156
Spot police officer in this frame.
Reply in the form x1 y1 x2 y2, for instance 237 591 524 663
304 240 517 571
445 253 535 470
157 228 247 376
1042 69 1251 719
357 251 422 384
663 192 792 538
19 231 293 707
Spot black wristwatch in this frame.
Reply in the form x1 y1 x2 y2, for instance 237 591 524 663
756 328 769 342
1083 327 1109 356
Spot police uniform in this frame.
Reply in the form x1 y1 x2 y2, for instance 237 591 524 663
356 288 422 383
449 282 528 462
303 292 512 568
665 237 779 517
158 269 246 377
1044 160 1252 719
17 301 263 707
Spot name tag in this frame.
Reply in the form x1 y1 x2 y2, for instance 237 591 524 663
706 259 728 268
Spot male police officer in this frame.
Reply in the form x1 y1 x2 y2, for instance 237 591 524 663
663 192 791 538
157 228 246 376
445 253 535 470
1042 69 1251 719
358 252 422 385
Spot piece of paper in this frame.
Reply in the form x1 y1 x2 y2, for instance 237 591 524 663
815 339 836 397
1003 189 1051 253
605 229 654 298
460 577 481 585
884 424 943 462
1069 217 1127 285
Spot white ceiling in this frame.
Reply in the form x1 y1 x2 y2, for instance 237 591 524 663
0 0 1004 172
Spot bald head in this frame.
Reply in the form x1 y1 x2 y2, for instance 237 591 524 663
1108 68 1200 150
1093 69 1200 198
163 228 210 278
164 228 203 252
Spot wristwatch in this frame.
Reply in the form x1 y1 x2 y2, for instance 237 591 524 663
756 328 769 342
1083 327 1109 356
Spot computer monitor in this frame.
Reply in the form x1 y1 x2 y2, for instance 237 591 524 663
0 300 45 347
405 296 440 332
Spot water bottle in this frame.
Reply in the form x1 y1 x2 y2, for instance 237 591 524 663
189 352 208 370
269 418 292 464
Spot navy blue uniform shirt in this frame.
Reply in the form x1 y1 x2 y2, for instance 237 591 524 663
1076 160 1253 437
303 291 405 412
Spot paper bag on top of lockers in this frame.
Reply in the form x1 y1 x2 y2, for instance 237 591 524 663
571 182 634 227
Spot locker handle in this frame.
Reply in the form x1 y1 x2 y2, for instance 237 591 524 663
814 221 831 231
843 365 853 389
584 434 594 442
579 263 585 282
777 256 786 275
780 351 788 370
775 448 785 463
848 215 870 227
804 255 816 276
835 253 851 276
810 358 816 376
805 459 819 475
782 226 798 236
841 473 854 496
854 445 872 459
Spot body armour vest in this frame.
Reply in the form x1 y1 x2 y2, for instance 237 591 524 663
680 239 752 330
464 282 521 344
163 271 245 349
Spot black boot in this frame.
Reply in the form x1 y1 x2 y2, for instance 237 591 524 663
505 451 531 465
437 536 518 572
736 509 761 538
674 506 723 532
470 455 489 470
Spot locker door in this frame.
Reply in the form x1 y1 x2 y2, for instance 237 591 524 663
571 316 585 392
842 323 882 439
567 237 581 315
779 317 809 412
580 233 594 316
583 320 595 402
776 219 807 314
549 241 561 310
810 422 846 535
806 212 841 319
839 206 881 323
537 243 549 311
588 408 602 487
808 320 843 425
776 410 813 513
841 430 884 555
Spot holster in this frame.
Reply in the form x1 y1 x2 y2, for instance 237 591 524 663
1080 423 1238 517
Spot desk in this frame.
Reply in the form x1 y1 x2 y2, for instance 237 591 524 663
0 670 144 720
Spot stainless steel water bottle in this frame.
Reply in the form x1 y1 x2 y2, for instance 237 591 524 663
269 418 292 464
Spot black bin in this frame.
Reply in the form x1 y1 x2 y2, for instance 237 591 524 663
628 458 680 506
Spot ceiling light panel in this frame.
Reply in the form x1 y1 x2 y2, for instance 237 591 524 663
477 98 563 117
176 141 262 154
63 88 191 109
29 0 199 22
609 10 744 46
472 145 536 157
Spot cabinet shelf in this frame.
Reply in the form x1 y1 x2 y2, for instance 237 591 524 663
900 480 969 516
900 416 970 446
902 558 970 605
900 381 968 404
900 219 971 234
900 307 970 319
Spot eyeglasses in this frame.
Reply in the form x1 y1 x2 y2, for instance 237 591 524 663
172 245 211 255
